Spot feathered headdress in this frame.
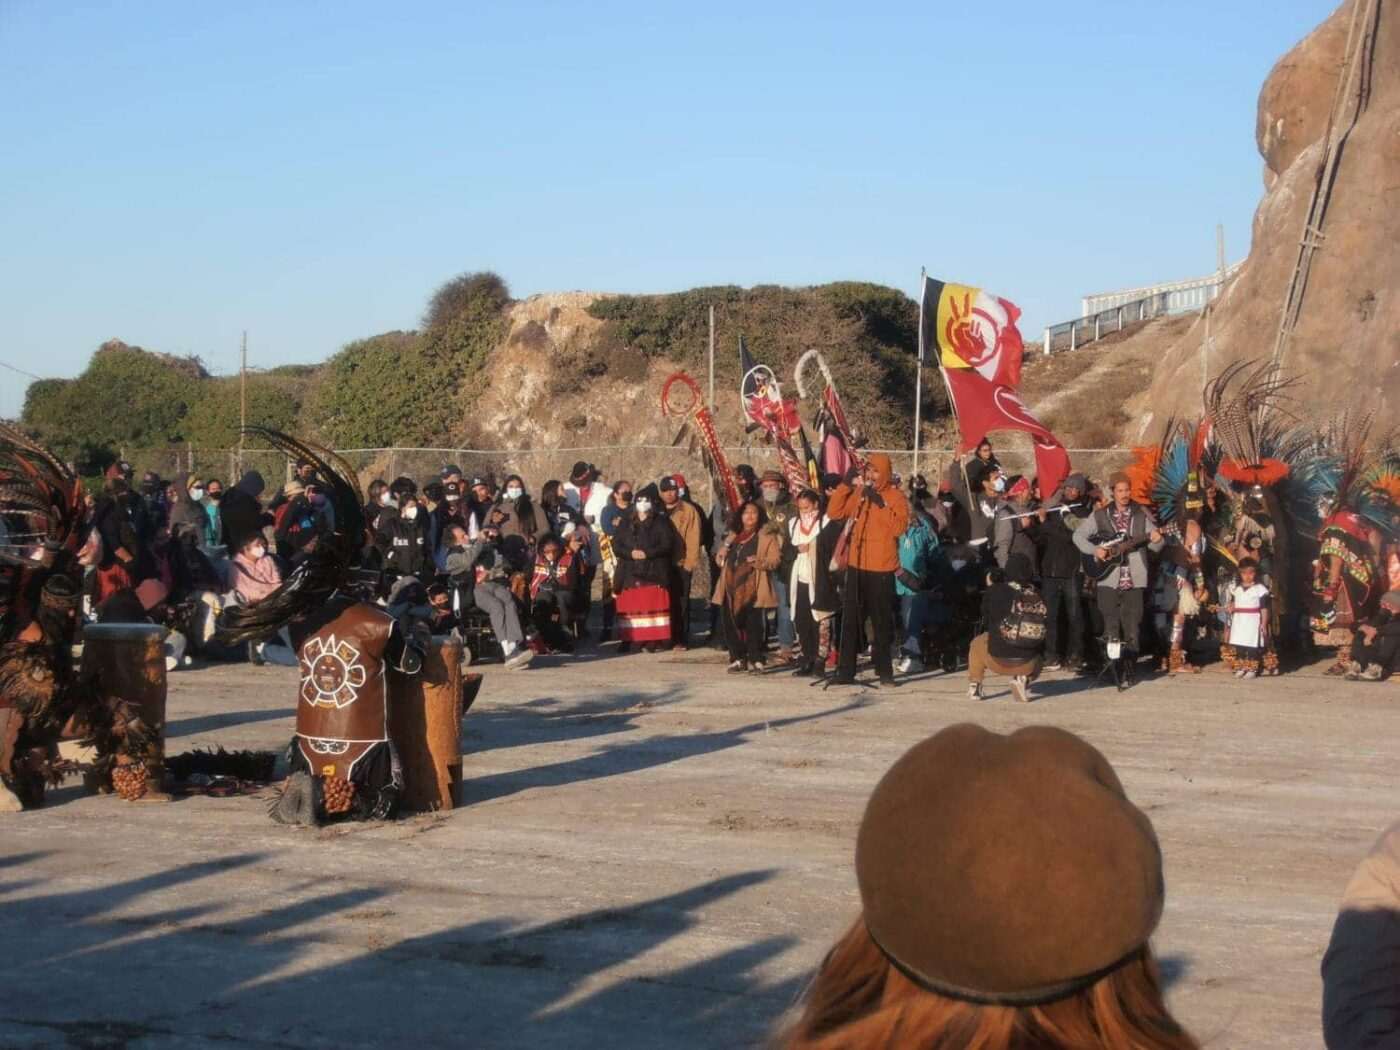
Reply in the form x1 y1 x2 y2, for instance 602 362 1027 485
216 428 366 645
0 422 87 640
1123 416 1216 524
1203 360 1297 487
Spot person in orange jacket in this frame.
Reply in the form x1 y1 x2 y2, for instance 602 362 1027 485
827 452 910 686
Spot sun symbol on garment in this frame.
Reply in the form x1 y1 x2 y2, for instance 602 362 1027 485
299 635 367 709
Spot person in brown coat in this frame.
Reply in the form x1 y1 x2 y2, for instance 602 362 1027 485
661 475 702 650
712 500 782 673
826 452 910 687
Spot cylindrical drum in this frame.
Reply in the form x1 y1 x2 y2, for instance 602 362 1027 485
79 622 168 783
388 635 465 813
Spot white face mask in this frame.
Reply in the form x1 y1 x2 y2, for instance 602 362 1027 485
379 492 393 506
505 487 523 500
403 506 418 521
189 487 204 500
248 543 266 560
992 477 1007 493
635 499 652 514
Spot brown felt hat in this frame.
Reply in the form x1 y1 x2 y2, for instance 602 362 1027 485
855 724 1163 1005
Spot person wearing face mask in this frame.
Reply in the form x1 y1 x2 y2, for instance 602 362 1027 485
466 476 496 537
758 470 798 664
383 496 431 581
201 476 224 544
229 533 282 609
167 472 211 549
612 483 676 654
489 474 550 570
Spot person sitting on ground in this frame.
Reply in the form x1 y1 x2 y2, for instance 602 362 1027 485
713 499 782 675
775 723 1196 1050
444 523 534 669
1343 587 1400 682
529 533 580 654
968 552 1046 703
612 483 676 655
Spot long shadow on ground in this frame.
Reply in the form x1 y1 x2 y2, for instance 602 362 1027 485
0 853 804 1049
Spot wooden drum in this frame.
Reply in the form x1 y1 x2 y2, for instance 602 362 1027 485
388 636 479 813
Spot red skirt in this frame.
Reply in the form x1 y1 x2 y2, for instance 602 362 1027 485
616 585 672 643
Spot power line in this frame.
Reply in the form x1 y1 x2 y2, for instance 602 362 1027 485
0 359 45 382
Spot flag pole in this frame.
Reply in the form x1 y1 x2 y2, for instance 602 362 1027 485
913 266 925 480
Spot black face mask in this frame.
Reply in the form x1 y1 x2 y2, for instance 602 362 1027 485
208 491 222 502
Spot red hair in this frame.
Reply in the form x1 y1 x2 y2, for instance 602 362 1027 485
772 918 1198 1050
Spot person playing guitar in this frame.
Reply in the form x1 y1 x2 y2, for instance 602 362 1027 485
1072 473 1165 689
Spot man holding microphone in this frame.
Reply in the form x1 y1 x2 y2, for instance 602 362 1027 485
827 453 910 687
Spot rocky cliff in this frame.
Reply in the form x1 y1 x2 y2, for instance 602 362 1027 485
1128 0 1397 437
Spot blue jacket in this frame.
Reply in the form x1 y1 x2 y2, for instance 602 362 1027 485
897 514 939 597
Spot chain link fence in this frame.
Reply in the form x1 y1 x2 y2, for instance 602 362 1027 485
115 444 1138 504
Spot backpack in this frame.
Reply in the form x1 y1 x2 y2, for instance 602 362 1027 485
998 584 1048 650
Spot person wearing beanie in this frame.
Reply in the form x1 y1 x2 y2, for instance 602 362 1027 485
826 453 910 687
1343 588 1400 681
1073 471 1164 688
991 473 1041 573
775 724 1196 1050
967 551 1046 702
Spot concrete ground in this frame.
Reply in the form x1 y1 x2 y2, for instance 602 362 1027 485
2 642 1397 1048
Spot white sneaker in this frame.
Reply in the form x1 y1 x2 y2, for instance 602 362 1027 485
968 683 983 701
895 655 923 675
1241 669 1257 680
1010 675 1031 703
1234 668 1246 678
505 647 534 670
1042 661 1062 672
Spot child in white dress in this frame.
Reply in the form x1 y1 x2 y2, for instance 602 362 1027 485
1224 557 1276 678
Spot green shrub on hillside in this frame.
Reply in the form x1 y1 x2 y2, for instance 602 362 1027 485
303 332 447 448
22 341 204 458
183 374 304 447
585 282 941 446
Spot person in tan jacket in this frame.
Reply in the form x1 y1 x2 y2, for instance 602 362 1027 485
826 452 910 686
661 476 702 649
712 500 782 673
1323 819 1400 1047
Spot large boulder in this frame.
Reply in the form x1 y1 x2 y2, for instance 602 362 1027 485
1132 0 1398 438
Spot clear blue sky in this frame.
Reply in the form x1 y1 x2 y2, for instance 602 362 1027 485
0 0 1329 416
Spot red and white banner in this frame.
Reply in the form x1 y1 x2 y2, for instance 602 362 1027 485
942 367 1070 496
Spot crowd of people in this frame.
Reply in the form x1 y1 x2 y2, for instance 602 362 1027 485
60 432 1399 697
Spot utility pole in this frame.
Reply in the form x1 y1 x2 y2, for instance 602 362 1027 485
707 305 716 409
239 331 247 476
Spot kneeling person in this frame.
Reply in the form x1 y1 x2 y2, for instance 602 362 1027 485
968 553 1046 702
